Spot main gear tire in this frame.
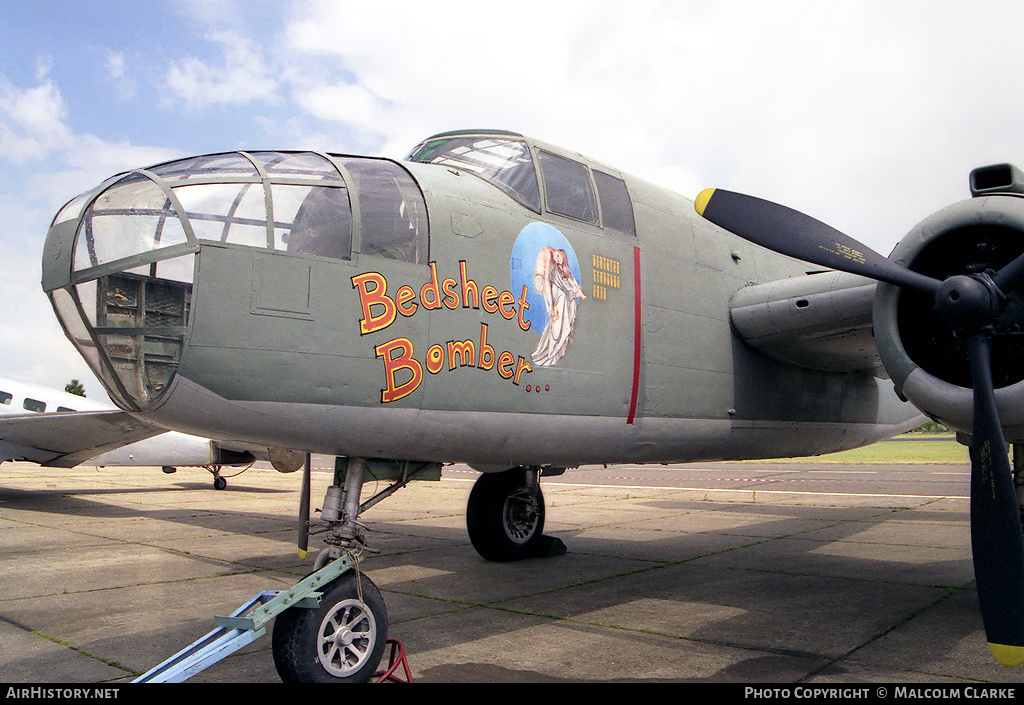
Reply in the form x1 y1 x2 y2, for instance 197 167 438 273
466 468 545 562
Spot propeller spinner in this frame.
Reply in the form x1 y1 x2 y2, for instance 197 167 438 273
696 187 1024 667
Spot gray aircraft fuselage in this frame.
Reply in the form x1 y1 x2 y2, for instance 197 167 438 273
41 130 920 471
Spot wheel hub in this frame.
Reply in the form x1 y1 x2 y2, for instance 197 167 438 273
316 599 376 677
504 490 540 543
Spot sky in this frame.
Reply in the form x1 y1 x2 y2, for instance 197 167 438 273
3 0 1024 399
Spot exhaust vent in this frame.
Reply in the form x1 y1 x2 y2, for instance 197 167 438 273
969 163 1024 197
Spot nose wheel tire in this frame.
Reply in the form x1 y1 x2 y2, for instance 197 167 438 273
466 468 545 562
271 572 388 683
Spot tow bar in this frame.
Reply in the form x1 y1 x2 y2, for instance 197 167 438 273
133 553 410 683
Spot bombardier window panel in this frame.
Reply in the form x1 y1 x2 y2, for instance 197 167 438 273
74 175 189 271
537 151 598 224
147 153 257 181
251 151 340 178
53 191 96 227
50 286 120 406
594 170 636 236
23 398 45 413
154 254 197 284
172 183 268 248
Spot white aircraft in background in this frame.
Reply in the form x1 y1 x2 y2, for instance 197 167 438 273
0 376 254 488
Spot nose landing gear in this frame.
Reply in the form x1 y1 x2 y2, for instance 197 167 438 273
137 457 562 683
271 456 438 683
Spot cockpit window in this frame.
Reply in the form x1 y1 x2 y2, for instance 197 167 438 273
537 150 598 224
408 135 541 213
593 170 636 236
74 173 192 272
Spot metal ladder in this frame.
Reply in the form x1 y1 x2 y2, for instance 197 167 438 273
133 554 354 683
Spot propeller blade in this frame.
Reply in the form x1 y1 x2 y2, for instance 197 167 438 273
965 332 1024 666
993 249 1024 295
298 452 311 559
694 186 1024 665
695 188 941 296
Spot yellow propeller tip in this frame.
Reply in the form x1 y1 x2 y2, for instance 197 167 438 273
695 188 716 216
988 642 1024 667
298 549 307 560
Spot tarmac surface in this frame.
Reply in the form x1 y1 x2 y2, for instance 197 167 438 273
0 455 1022 685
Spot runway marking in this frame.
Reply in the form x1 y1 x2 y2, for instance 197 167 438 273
709 478 781 482
525 479 969 500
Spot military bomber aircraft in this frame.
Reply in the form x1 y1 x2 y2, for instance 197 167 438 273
36 129 1024 681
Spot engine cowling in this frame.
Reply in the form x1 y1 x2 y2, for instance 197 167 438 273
873 186 1024 442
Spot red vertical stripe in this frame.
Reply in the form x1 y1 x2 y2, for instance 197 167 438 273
627 246 641 424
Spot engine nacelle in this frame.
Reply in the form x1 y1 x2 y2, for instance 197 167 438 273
873 183 1024 442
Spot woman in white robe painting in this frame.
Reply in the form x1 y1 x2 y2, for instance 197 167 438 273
532 246 586 367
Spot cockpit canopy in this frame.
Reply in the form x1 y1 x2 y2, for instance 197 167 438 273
408 132 542 212
408 129 635 236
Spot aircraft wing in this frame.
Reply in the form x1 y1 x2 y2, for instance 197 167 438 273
0 410 165 467
729 271 882 374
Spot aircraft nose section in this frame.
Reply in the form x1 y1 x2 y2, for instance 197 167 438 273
40 151 373 411
43 170 200 410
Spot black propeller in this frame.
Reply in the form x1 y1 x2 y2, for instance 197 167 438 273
696 187 1024 666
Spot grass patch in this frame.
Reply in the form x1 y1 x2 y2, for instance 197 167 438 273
756 433 973 464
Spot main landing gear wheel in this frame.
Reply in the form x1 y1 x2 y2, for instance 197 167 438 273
466 468 545 561
271 571 388 683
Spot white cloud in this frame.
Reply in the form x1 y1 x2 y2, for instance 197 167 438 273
34 135 186 213
0 77 72 162
164 30 281 109
104 50 137 101
106 52 126 80
297 82 383 126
